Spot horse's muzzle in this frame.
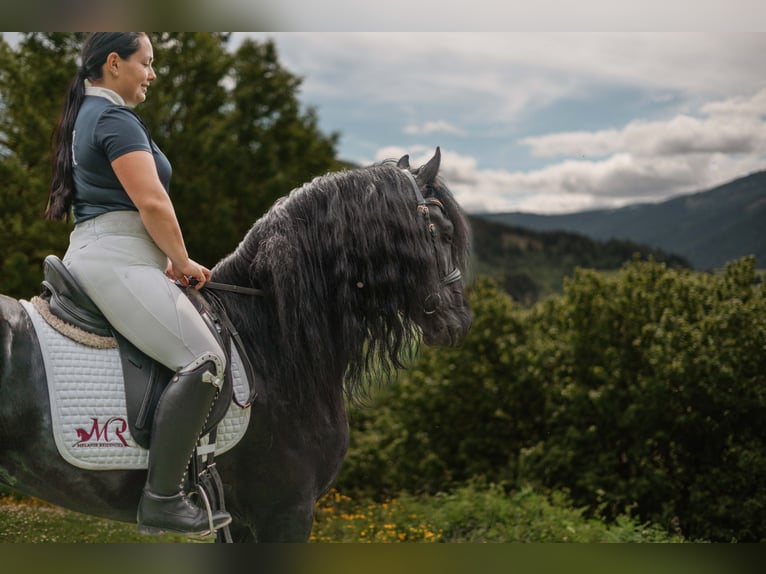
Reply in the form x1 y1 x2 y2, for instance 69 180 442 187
422 304 472 347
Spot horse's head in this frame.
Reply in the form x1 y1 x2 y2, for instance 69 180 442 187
397 148 472 347
222 146 473 407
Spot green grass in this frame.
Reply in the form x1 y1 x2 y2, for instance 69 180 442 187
0 496 194 543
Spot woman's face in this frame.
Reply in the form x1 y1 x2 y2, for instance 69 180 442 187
110 34 156 106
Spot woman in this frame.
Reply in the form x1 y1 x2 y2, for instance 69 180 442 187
45 32 231 536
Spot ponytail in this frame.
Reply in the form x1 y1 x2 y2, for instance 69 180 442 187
44 32 145 222
45 71 86 221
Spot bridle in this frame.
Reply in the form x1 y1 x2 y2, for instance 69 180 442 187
400 169 463 315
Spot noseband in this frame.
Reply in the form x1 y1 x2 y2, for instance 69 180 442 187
400 169 463 315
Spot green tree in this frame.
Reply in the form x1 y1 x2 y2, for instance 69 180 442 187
0 32 343 296
226 38 345 231
0 33 83 298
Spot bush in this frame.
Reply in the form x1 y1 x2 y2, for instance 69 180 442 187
340 275 542 497
310 483 684 543
519 257 766 541
338 258 766 541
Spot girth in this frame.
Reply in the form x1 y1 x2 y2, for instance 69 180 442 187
39 255 257 450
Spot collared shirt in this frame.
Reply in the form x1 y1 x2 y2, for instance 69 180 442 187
72 84 171 224
84 81 127 106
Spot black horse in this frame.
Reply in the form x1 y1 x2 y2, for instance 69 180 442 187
0 149 472 542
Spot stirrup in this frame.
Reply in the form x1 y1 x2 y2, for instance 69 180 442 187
190 487 216 539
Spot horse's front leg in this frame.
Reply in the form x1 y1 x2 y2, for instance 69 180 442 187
215 502 314 543
223 451 343 543
218 401 349 543
252 500 316 542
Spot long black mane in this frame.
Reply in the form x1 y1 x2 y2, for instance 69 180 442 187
212 161 469 422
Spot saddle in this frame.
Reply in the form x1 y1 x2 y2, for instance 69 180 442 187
40 255 255 450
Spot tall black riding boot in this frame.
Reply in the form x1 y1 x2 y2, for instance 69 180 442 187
137 359 232 536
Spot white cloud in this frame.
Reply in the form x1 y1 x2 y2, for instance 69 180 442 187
256 33 766 111
521 87 766 159
403 120 465 136
438 148 766 215
521 115 766 159
701 86 766 117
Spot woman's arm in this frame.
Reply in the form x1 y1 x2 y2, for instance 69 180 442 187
111 150 209 288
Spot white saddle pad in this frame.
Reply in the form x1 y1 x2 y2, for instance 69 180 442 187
20 299 251 470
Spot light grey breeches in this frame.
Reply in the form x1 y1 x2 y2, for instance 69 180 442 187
63 210 226 377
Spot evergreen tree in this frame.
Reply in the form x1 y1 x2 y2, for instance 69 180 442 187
0 33 84 298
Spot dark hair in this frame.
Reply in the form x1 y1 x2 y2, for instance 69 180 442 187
44 32 146 221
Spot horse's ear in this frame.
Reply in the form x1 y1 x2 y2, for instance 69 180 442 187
397 154 410 169
416 147 441 185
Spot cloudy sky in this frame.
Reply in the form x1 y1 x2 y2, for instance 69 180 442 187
239 32 766 214
3 28 763 215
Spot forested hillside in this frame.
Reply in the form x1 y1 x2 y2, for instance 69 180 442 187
468 214 689 304
480 170 766 270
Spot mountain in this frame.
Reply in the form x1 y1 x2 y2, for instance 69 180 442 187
478 171 766 270
467 215 689 304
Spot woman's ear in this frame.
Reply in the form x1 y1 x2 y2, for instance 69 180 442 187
106 52 120 77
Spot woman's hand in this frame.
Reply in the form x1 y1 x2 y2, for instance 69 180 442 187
169 257 211 290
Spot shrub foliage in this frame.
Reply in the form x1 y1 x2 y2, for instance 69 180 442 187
311 483 682 543
338 257 766 542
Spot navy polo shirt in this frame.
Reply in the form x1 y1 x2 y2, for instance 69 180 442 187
71 96 172 224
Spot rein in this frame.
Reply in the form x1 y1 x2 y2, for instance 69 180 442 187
400 169 463 314
202 281 264 296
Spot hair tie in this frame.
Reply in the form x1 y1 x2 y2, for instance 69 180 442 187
77 67 88 79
